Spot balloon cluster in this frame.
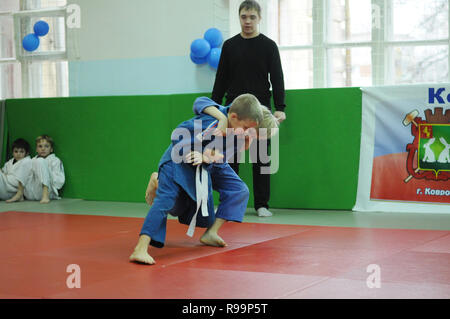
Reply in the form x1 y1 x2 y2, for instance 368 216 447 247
22 20 50 52
190 28 223 69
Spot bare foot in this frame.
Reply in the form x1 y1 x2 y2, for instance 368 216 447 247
200 231 227 247
6 184 25 203
5 194 24 203
129 249 156 265
40 185 50 204
145 172 158 205
129 235 155 265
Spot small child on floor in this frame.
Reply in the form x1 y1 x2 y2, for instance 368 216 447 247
0 138 32 202
24 135 65 204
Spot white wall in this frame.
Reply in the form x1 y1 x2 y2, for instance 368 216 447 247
67 0 229 61
66 0 232 96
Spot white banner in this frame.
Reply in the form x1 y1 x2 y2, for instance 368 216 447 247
353 84 450 213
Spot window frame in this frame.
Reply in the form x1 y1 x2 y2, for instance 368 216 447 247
270 0 450 88
0 2 68 99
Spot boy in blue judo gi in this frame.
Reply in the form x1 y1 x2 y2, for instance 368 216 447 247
130 94 264 265
143 96 278 206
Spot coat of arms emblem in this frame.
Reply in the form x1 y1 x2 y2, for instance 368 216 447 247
403 107 450 182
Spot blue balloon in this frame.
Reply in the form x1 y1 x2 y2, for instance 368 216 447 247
34 20 49 37
22 33 40 52
190 38 211 58
207 48 222 69
190 52 207 65
204 28 223 48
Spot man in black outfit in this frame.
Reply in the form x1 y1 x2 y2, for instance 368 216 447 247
211 0 286 217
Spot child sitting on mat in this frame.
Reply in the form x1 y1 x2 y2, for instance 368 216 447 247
0 138 32 202
130 94 277 265
24 134 65 204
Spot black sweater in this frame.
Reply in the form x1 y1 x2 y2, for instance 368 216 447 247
211 33 286 112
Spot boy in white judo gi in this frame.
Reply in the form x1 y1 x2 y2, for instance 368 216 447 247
0 138 32 202
130 94 266 265
24 135 65 204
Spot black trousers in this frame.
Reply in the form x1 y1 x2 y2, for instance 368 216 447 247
226 95 272 210
228 138 271 210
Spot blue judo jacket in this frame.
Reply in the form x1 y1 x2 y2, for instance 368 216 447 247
157 97 235 228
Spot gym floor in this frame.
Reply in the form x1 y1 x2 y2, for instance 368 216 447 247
1 198 449 299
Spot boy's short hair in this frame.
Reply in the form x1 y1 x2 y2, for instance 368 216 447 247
229 93 263 125
12 138 31 154
239 0 261 17
257 105 279 139
36 134 54 148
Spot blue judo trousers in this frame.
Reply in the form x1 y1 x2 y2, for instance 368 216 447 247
140 97 250 248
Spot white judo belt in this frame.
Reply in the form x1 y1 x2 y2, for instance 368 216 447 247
186 165 209 237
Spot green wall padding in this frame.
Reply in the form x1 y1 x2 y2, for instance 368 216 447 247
5 88 361 210
239 87 362 210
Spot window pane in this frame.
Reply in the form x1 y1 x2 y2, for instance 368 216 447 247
392 0 448 41
389 45 448 84
328 0 371 43
327 47 372 87
26 60 68 97
280 49 313 89
19 16 66 56
21 0 67 10
278 0 313 46
38 17 66 52
0 63 21 99
0 15 15 59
